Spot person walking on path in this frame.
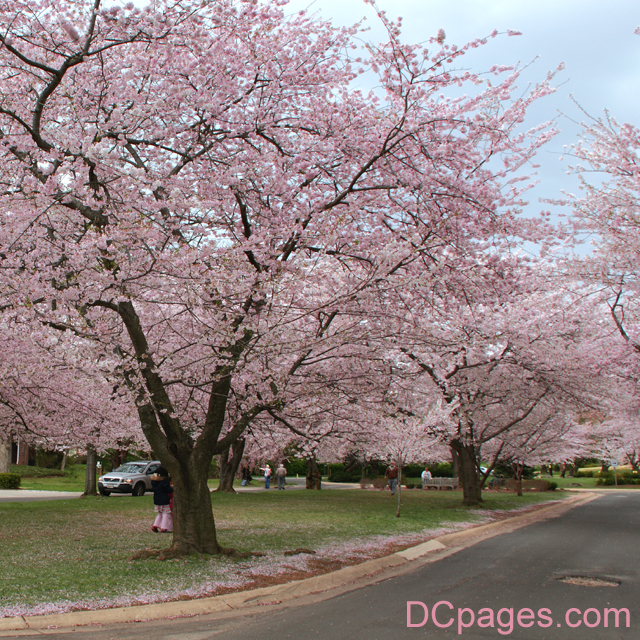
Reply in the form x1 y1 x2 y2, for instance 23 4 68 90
276 463 287 490
385 463 399 496
150 466 174 533
260 464 272 489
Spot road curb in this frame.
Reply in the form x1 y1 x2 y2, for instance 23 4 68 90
0 492 597 634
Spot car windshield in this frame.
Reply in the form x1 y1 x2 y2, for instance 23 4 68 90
114 463 146 474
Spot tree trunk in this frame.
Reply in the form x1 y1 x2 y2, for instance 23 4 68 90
216 438 245 493
450 440 482 506
513 462 523 497
515 478 523 496
560 463 566 478
83 444 98 496
61 449 68 472
600 460 609 475
396 463 402 518
167 459 222 555
450 447 459 478
628 453 639 472
306 456 322 490
0 434 11 474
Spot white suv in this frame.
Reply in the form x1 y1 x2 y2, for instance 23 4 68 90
98 460 162 496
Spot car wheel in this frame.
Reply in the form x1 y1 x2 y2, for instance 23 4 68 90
132 483 145 497
99 488 111 497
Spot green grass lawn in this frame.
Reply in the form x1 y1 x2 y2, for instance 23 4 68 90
0 488 563 617
14 465 86 492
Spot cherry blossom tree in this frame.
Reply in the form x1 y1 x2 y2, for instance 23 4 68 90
363 401 450 517
585 381 640 471
383 260 598 505
486 411 589 495
0 316 140 489
0 0 558 554
563 101 640 373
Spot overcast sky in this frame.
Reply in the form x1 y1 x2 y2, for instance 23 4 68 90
284 0 640 219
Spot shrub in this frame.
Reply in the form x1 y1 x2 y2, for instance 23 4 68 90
524 479 552 491
403 464 426 477
35 449 64 469
0 473 21 489
327 463 362 483
285 458 307 477
431 462 454 477
403 479 421 489
328 469 359 482
596 474 640 486
492 463 536 479
574 470 594 478
506 479 554 492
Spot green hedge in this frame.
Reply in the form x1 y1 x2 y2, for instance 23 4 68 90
327 461 454 482
430 463 454 477
596 473 640 486
327 463 362 483
0 473 21 489
284 458 307 476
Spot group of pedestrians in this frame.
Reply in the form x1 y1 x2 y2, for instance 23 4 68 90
259 463 287 489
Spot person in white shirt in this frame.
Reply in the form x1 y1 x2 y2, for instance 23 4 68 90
421 467 432 488
260 464 272 489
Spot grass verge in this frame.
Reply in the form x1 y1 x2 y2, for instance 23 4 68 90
0 488 564 617
11 465 86 492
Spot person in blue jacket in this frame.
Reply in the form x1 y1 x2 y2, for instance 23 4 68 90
150 466 174 533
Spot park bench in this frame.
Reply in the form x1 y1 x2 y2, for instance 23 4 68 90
422 477 459 490
361 477 459 490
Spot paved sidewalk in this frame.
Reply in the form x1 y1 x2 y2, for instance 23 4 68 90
0 492 597 634
0 480 360 502
0 489 82 502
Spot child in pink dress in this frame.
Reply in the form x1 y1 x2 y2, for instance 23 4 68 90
150 466 173 533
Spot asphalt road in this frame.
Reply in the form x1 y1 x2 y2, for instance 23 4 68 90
8 492 638 640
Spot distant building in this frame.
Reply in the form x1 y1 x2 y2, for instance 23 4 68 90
10 438 33 466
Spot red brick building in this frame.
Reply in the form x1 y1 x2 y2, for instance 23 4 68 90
10 438 32 466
